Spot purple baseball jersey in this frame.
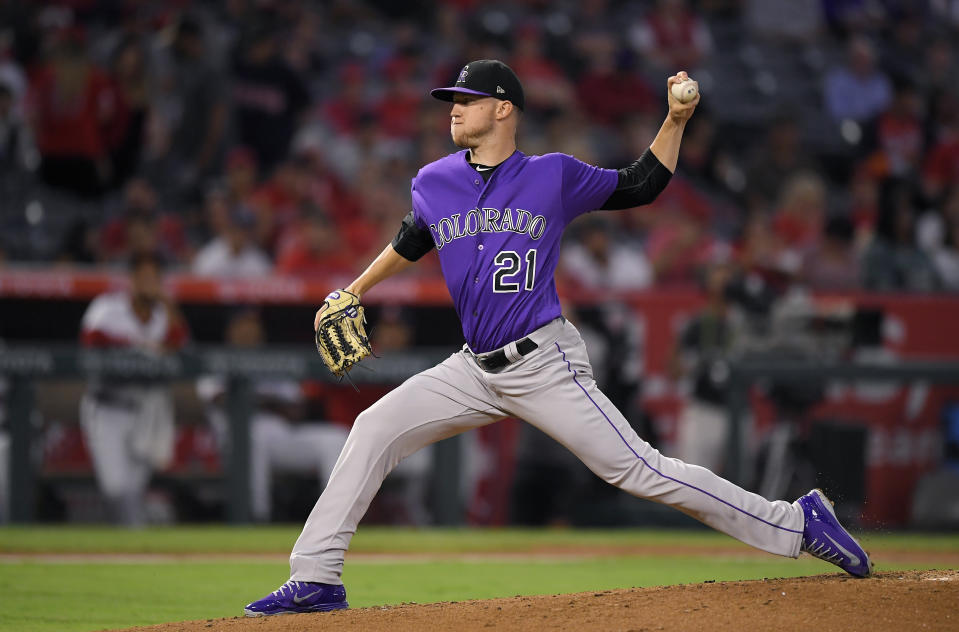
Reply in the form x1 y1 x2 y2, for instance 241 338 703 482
411 149 618 353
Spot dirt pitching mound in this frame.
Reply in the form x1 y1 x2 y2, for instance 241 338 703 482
114 570 958 632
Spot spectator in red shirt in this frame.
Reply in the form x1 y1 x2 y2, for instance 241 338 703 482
629 0 713 74
922 102 959 203
372 57 424 139
250 156 314 253
509 23 575 116
575 33 657 127
99 178 190 265
771 171 826 256
643 177 721 286
865 80 923 180
322 64 369 136
28 30 124 197
276 210 354 278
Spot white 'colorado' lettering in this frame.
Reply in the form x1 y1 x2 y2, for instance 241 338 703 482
429 207 548 249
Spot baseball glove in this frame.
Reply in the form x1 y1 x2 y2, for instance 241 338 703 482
314 290 372 377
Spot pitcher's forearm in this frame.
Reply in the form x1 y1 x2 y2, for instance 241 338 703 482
649 117 687 174
345 244 415 297
649 71 699 173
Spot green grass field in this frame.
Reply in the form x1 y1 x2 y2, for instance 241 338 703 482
1 527 957 632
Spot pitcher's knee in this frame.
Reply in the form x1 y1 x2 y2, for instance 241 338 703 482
351 408 401 445
601 459 645 488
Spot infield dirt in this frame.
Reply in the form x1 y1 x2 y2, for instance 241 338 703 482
112 569 957 632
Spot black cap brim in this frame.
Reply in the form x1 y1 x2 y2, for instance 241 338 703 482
430 86 495 102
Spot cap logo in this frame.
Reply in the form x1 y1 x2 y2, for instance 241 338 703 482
496 85 505 94
458 68 469 82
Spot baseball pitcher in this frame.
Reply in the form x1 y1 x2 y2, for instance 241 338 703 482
245 61 871 616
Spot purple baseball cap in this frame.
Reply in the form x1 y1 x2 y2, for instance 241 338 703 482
430 59 525 111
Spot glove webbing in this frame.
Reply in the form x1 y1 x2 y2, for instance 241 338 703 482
319 323 342 364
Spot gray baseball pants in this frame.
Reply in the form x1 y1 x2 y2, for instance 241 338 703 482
290 318 803 583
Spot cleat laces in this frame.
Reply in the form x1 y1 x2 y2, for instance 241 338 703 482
803 538 842 563
272 581 300 598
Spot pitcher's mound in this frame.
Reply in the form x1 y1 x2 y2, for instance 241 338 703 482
116 569 958 632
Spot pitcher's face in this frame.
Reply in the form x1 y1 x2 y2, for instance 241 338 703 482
449 94 497 149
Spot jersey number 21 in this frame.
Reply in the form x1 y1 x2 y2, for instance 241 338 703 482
493 249 536 293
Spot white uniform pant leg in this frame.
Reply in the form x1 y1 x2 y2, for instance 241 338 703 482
80 397 152 524
676 400 729 474
250 414 284 522
494 323 803 558
289 352 503 583
250 416 351 521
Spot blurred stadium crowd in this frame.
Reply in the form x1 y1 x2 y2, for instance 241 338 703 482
0 0 958 292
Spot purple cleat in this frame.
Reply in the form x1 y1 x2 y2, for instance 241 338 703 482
797 489 873 578
244 580 348 616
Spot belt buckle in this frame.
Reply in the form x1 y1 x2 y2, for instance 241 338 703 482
477 351 500 371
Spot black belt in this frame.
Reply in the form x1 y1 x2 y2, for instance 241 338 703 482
475 337 538 371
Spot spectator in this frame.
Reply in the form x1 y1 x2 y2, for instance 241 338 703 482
745 0 824 45
28 29 123 197
231 24 311 174
153 15 228 199
735 210 784 277
864 79 923 179
560 216 653 290
628 0 712 74
79 252 188 525
0 79 34 177
643 178 721 286
108 35 150 187
99 178 190 264
878 11 925 83
223 146 259 207
920 37 958 123
823 35 892 124
745 111 818 215
509 23 575 116
771 171 826 256
275 210 354 277
192 203 272 278
925 187 959 291
197 308 349 522
371 57 424 140
862 179 940 291
0 30 26 116
802 215 860 291
574 34 657 128
934 213 959 291
922 98 959 203
675 112 740 200
249 156 314 252
322 64 370 136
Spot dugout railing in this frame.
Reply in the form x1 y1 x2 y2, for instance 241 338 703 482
0 345 452 524
724 360 959 485
3 347 959 525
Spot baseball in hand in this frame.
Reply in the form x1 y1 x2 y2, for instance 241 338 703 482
671 78 699 104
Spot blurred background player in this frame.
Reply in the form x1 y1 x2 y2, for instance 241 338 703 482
78 252 188 525
197 308 348 523
670 260 742 475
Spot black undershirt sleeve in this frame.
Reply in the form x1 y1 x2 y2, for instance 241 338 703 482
600 148 673 210
391 210 435 261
